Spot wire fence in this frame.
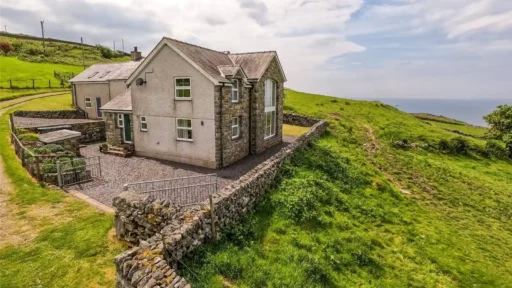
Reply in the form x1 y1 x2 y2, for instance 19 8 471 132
0 71 75 89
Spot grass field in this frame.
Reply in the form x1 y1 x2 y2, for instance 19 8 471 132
0 94 124 287
10 93 73 111
0 88 70 101
424 120 488 138
0 57 84 89
283 124 310 137
181 89 512 287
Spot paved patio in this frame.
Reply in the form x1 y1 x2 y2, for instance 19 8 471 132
69 136 296 207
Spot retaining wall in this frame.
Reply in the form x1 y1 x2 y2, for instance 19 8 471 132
283 112 321 127
113 115 328 287
13 110 87 119
25 121 105 143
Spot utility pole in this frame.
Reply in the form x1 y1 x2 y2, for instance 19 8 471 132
4 25 6 33
113 41 116 51
81 37 85 70
122 38 124 53
40 20 45 52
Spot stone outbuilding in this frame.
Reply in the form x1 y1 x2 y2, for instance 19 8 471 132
38 129 82 156
99 37 287 168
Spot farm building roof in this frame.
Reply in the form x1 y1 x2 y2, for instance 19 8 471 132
69 61 142 83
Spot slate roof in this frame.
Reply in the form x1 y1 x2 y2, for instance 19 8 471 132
157 38 283 83
39 129 81 143
69 61 142 83
229 52 277 80
100 89 132 111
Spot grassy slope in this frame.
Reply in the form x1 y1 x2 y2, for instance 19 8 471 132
181 89 512 287
0 95 124 287
0 88 70 101
424 120 488 138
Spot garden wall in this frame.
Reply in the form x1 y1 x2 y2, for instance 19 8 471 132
283 112 321 127
13 109 87 119
113 116 328 287
24 121 105 143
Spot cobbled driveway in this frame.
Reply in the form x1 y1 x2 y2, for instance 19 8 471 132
70 137 295 207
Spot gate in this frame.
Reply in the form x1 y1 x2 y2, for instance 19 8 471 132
57 156 102 187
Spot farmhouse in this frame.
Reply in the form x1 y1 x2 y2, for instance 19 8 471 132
99 37 287 168
68 48 143 119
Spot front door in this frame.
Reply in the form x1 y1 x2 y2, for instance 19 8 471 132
122 114 132 143
95 97 102 118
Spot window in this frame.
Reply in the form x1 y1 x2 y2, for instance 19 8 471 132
85 97 92 108
177 118 193 141
99 71 111 78
87 71 98 79
231 79 239 102
140 116 148 131
117 114 124 128
232 117 240 139
175 77 191 99
264 79 277 139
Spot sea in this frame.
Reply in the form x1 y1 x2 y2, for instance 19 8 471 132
367 98 511 127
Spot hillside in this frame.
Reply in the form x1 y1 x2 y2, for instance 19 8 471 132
0 33 131 97
180 89 512 287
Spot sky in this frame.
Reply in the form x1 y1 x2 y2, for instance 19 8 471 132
1 0 511 100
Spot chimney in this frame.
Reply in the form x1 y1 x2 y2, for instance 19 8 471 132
131 46 142 61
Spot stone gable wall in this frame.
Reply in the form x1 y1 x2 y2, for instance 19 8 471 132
251 57 285 154
114 115 327 287
13 109 87 119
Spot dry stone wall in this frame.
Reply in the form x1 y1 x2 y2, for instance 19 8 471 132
13 110 87 119
114 115 328 287
284 112 322 127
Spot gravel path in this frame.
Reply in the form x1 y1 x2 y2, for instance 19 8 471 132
71 137 296 207
14 116 100 128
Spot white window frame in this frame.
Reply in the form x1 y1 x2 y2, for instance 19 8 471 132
175 77 191 100
85 97 92 109
264 79 277 139
117 114 124 128
140 116 148 132
232 117 240 139
176 118 193 141
231 79 239 103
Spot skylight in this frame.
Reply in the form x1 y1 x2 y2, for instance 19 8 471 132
99 71 111 78
87 71 99 78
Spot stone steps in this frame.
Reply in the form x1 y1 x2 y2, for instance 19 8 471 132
100 145 133 157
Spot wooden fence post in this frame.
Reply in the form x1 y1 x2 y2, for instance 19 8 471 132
57 161 63 187
48 79 51 88
8 113 14 132
21 148 25 167
9 79 12 90
32 79 35 89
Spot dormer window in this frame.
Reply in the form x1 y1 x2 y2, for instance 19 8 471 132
231 79 239 103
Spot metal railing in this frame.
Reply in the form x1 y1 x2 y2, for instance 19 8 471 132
57 156 102 186
123 174 218 206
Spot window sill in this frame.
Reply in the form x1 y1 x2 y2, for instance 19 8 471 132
264 135 276 140
140 129 148 132
175 98 192 101
177 138 193 142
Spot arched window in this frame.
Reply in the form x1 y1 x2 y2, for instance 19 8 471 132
264 79 276 138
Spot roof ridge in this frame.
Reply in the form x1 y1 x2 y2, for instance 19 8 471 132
230 51 276 55
217 64 240 67
164 37 228 55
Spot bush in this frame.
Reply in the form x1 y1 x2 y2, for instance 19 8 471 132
44 144 65 153
438 139 450 153
485 140 508 159
449 137 470 154
0 41 13 54
97 45 113 59
18 133 39 141
11 39 24 53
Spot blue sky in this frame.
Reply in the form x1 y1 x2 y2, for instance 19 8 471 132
1 0 511 100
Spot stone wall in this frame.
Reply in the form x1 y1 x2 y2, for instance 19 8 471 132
283 112 321 127
28 121 105 144
104 112 135 152
13 110 87 119
114 115 327 287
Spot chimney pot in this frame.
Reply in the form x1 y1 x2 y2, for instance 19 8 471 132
134 46 137 52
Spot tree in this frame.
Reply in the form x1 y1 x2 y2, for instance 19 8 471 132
484 105 512 157
96 44 113 59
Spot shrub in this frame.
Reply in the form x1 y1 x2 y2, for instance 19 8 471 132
485 140 508 159
97 45 113 59
44 144 65 153
438 139 450 153
11 39 24 52
449 137 470 154
18 133 39 141
0 41 13 54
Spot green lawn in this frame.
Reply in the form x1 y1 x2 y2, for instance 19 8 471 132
0 94 125 287
10 93 73 111
181 89 512 287
283 124 310 137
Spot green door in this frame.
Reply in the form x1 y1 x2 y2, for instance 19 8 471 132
123 114 132 142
